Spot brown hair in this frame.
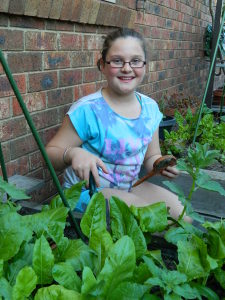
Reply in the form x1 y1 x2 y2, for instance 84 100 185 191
97 27 146 71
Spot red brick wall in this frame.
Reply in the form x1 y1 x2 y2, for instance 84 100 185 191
0 0 223 202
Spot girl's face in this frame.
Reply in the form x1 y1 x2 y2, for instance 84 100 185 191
101 37 146 96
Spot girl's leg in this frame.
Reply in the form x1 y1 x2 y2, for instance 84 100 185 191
101 182 190 221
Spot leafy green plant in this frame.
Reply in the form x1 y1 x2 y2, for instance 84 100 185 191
0 143 225 299
161 105 225 166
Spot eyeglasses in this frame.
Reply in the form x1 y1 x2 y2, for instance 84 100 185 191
105 59 146 68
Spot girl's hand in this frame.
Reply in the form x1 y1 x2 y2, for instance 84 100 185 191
161 165 180 179
67 147 108 187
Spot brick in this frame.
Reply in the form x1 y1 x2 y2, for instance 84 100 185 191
6 156 29 177
60 0 74 20
79 0 93 24
71 51 93 67
71 0 83 22
9 0 25 15
49 0 64 19
47 87 73 107
59 69 82 87
0 117 27 142
46 20 74 31
79 83 96 98
37 0 52 18
28 71 58 92
127 10 136 28
44 52 70 70
96 2 109 25
10 15 45 29
0 142 10 163
75 24 97 33
10 134 37 160
13 92 46 116
29 151 43 170
24 0 38 16
41 126 59 145
57 104 71 123
83 67 101 83
0 0 9 12
59 33 82 50
0 29 24 50
8 52 42 73
31 109 58 130
0 14 8 26
0 97 11 119
83 34 102 50
25 31 57 51
88 0 100 24
0 74 26 97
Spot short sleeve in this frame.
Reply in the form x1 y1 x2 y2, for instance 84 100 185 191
67 103 92 142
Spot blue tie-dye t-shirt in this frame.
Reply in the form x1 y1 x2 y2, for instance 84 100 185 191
64 89 162 190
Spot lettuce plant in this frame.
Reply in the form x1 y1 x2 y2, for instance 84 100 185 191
0 143 224 299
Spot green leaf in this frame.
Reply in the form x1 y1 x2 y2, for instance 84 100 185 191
81 192 113 270
165 221 203 245
162 181 185 199
133 262 152 284
12 266 37 300
191 283 220 300
0 278 12 300
0 176 30 200
49 181 85 210
110 196 147 258
0 212 32 261
80 192 106 237
32 235 54 284
130 202 168 233
34 284 81 300
52 262 81 292
164 294 182 300
60 239 95 272
24 207 68 242
7 242 34 286
214 267 225 289
142 294 161 300
173 283 201 299
109 282 149 300
97 236 136 297
81 266 97 294
196 172 225 196
177 235 210 280
203 221 225 259
143 256 162 278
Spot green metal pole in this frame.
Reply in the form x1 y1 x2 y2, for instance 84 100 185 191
192 11 225 145
0 142 8 182
0 50 85 241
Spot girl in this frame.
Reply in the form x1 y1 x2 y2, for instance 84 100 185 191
46 28 184 219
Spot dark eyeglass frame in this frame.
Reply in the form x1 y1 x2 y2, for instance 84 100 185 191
105 60 146 68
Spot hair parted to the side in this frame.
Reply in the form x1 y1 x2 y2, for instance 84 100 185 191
97 27 147 71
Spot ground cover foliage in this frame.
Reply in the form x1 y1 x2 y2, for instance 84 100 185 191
161 105 225 171
0 143 225 299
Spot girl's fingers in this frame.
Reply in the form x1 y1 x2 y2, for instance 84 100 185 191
90 164 100 187
97 158 109 174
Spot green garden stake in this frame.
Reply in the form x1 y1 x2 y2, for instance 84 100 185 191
0 50 85 241
0 141 8 182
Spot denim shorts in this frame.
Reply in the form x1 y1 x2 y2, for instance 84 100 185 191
75 188 103 213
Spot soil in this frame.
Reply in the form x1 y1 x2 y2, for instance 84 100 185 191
204 160 225 173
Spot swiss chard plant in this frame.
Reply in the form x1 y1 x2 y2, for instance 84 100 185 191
0 143 224 299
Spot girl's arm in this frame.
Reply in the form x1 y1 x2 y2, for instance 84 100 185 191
46 115 108 186
143 128 179 178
